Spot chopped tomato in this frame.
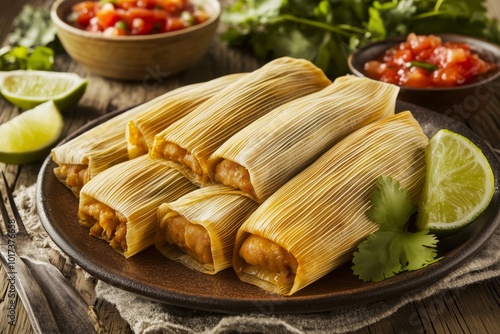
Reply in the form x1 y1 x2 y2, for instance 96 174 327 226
364 33 498 88
71 1 98 27
136 0 158 9
72 1 98 13
167 17 186 31
96 5 121 28
193 9 210 24
131 17 155 35
155 0 185 13
404 67 431 87
116 0 138 10
103 26 127 36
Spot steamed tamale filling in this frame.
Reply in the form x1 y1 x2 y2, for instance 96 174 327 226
78 199 128 252
239 234 298 287
160 213 213 265
161 142 203 176
55 164 89 192
214 160 257 198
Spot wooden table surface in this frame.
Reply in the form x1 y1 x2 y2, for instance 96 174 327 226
1 0 499 333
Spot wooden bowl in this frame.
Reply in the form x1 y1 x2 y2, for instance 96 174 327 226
51 0 221 81
348 34 500 119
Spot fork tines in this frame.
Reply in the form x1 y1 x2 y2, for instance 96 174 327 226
0 170 28 236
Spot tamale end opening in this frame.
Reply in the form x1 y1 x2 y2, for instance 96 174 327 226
214 160 257 199
237 234 298 290
161 142 203 177
159 213 213 266
55 164 89 195
78 199 128 253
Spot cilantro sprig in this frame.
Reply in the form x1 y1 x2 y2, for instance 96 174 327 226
1 5 59 71
352 175 439 283
221 0 500 78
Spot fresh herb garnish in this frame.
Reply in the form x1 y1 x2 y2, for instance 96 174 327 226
221 0 500 78
8 5 57 49
1 5 59 71
352 175 439 282
0 46 54 71
407 60 439 72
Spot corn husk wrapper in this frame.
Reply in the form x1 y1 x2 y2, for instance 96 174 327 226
156 185 259 274
233 111 429 296
150 57 331 186
207 76 399 202
51 78 232 197
126 73 246 159
78 155 198 258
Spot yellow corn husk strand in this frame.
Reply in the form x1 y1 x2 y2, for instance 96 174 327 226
78 155 198 258
150 57 332 186
156 185 259 274
208 75 399 203
126 73 246 159
233 111 429 296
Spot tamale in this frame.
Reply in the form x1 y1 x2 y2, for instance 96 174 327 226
78 155 198 258
156 185 259 274
207 75 399 202
233 111 429 296
126 73 246 159
150 57 332 186
52 77 239 197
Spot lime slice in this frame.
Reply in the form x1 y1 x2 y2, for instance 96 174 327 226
417 129 495 235
0 100 64 165
0 70 87 111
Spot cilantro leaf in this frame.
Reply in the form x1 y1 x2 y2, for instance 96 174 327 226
366 175 417 232
8 5 57 49
352 231 403 282
352 175 439 283
353 230 439 282
394 230 439 271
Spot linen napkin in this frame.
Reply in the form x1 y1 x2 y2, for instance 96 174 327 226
15 184 500 334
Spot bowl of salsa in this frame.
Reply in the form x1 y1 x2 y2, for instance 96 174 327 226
66 0 211 36
348 34 500 118
51 0 221 80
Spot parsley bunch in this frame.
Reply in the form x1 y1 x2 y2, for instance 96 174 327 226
352 175 439 282
221 0 500 78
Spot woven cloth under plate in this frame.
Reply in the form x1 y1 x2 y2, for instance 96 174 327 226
15 184 500 334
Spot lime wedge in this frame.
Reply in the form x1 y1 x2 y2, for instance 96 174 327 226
0 100 64 165
0 70 87 111
417 129 495 235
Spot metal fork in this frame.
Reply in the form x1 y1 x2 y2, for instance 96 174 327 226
0 170 99 334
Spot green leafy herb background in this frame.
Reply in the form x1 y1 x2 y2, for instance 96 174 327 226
222 0 500 78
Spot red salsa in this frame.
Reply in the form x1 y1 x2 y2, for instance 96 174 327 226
67 0 210 36
364 33 497 88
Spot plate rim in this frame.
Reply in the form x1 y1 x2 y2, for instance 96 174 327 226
36 101 500 314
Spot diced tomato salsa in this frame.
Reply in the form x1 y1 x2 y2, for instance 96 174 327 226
364 33 497 88
67 0 210 36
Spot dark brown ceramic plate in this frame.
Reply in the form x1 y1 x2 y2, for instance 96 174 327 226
36 100 500 314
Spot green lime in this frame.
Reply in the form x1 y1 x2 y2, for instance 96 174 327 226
417 129 495 235
0 100 64 164
0 70 87 111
